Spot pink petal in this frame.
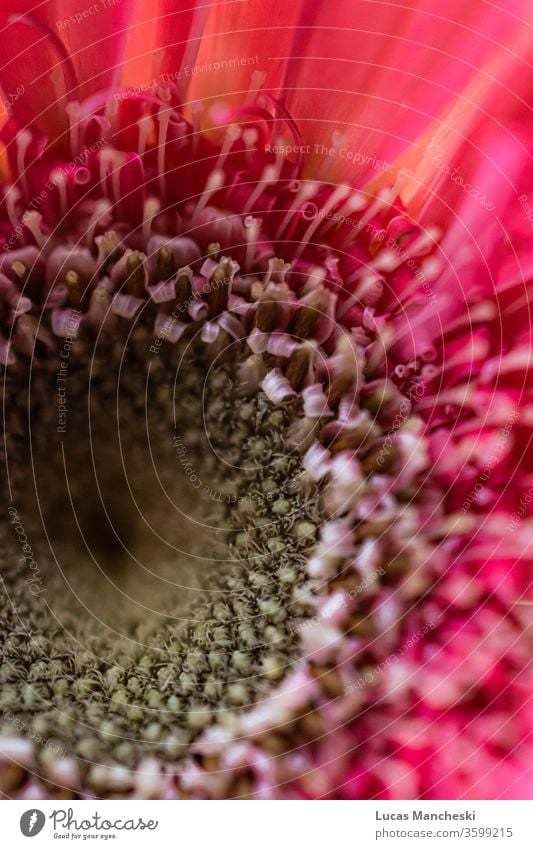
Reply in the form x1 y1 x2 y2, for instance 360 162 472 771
303 441 332 481
218 311 245 339
111 292 144 319
201 320 220 343
279 0 531 183
51 307 81 337
123 0 212 97
154 312 187 343
260 368 296 404
302 383 332 418
147 280 176 304
176 0 306 118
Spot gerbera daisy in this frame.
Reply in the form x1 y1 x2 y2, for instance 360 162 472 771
0 0 531 800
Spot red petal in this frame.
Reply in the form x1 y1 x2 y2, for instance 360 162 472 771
0 0 132 138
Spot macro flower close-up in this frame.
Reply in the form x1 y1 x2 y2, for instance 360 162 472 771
0 0 532 804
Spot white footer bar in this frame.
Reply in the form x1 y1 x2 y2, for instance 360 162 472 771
4 800 532 848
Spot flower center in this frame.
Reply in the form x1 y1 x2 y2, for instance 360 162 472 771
0 99 449 797
2 285 327 790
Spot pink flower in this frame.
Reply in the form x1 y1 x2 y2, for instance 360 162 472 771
0 0 531 800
